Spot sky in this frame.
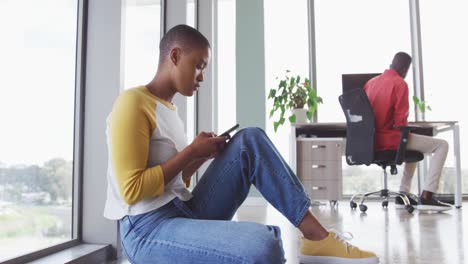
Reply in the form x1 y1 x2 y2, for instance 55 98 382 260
0 0 77 166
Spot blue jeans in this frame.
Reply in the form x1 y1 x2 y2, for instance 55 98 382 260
119 127 311 264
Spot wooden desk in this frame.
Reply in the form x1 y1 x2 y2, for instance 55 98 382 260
293 121 455 137
290 121 462 208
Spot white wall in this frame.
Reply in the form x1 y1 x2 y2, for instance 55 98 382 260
82 0 123 256
236 0 265 129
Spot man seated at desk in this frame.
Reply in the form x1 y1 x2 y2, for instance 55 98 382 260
364 51 451 211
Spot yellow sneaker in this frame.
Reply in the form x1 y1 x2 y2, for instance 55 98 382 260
299 230 379 264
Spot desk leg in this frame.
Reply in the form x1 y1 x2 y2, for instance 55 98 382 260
454 124 462 208
290 126 297 174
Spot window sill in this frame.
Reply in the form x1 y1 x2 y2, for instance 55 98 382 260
28 243 113 264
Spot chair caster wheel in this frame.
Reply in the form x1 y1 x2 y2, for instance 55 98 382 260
350 201 357 209
405 205 414 214
359 204 368 212
382 201 388 208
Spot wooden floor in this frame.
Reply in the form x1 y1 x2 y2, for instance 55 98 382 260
236 198 467 264
110 199 467 264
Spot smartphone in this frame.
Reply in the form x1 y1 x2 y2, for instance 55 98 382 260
220 124 240 139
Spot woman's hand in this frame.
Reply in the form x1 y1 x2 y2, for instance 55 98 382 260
188 132 227 159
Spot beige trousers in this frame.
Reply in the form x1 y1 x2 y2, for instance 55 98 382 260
400 133 449 194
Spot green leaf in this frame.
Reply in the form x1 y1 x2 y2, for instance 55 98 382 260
269 109 275 118
279 117 285 125
309 102 317 115
273 100 278 108
308 89 317 98
413 95 420 104
419 102 425 113
306 110 313 120
274 121 279 132
279 80 287 89
289 114 297 123
268 89 276 99
427 105 432 111
281 89 288 97
290 77 295 88
296 75 300 84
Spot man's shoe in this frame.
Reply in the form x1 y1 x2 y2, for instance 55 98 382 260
299 231 379 264
417 197 453 212
395 192 418 209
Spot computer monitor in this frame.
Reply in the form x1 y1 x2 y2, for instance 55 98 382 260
342 73 380 93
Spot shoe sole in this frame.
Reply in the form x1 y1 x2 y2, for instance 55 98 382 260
299 255 379 264
417 205 452 211
395 204 417 209
395 204 408 209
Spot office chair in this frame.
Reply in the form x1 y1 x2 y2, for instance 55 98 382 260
338 88 423 213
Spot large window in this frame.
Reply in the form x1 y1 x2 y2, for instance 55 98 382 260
0 0 78 261
217 0 237 135
315 1 414 123
314 1 415 195
123 0 161 89
419 1 468 194
186 0 197 187
264 0 309 160
186 0 197 144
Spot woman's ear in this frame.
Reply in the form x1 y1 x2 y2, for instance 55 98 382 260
169 47 182 66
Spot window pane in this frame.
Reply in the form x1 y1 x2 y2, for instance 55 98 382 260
124 0 161 89
314 1 414 195
187 0 195 28
186 0 196 188
420 1 468 194
217 0 237 135
264 0 309 160
187 0 196 144
0 0 78 261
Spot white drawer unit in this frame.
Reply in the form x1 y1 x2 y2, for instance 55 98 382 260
296 138 343 202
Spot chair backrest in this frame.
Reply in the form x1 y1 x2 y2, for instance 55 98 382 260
338 88 375 166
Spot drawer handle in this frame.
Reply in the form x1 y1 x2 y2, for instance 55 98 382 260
311 165 326 169
312 186 326 190
311 145 326 149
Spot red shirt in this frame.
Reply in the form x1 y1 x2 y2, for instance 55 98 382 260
364 69 409 150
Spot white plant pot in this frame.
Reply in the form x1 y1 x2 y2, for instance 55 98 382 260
292 108 308 124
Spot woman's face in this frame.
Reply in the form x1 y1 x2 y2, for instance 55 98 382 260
173 46 211 97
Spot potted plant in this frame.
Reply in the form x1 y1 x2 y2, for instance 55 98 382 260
268 70 323 132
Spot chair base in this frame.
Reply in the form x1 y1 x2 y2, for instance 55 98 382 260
349 189 415 214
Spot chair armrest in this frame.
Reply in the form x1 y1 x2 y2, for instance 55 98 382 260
394 126 418 164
